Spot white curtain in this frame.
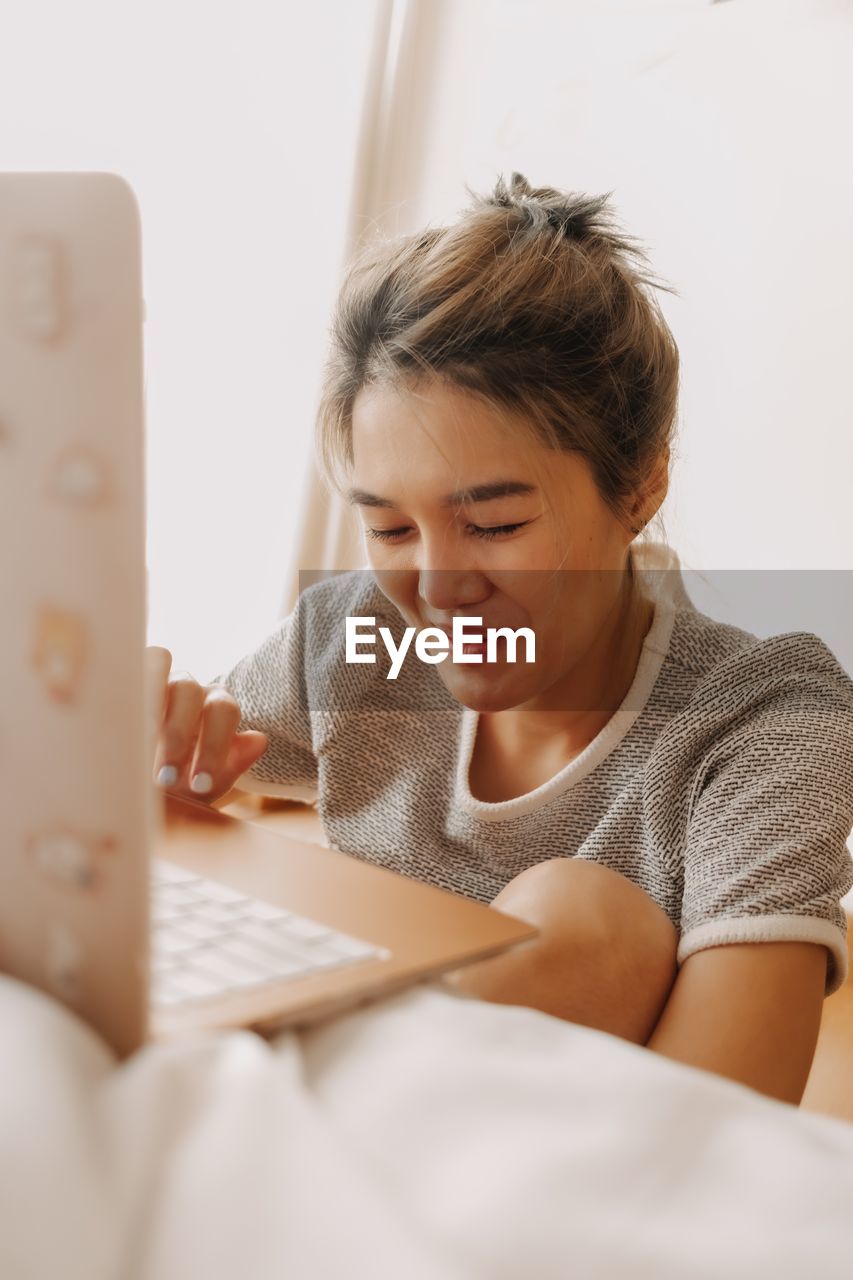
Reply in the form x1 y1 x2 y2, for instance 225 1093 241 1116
280 0 447 614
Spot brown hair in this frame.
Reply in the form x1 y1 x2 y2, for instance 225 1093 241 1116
315 171 680 548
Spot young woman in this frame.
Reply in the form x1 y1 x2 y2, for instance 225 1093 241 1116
149 173 853 1107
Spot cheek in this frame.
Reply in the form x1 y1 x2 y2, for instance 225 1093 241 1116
500 572 566 629
372 566 419 618
520 586 580 659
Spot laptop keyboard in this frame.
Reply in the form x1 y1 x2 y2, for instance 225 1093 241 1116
150 858 389 1008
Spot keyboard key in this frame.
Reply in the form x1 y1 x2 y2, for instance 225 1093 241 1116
229 924 312 967
243 901 291 922
240 920 304 952
326 933 383 959
150 903 185 926
276 916 334 942
192 902 247 926
224 936 307 977
190 948 268 988
304 942 371 970
150 980 189 1007
193 880 251 906
153 861 201 886
153 927 200 957
154 885 205 909
169 967 228 1000
177 918 224 943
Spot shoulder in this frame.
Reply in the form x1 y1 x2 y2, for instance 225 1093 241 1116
662 605 853 731
665 604 763 677
635 539 852 705
293 569 454 711
688 621 853 737
644 607 853 825
214 571 390 690
296 569 391 633
291 569 390 690
294 568 413 658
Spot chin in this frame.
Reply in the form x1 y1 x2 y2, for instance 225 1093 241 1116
439 666 540 713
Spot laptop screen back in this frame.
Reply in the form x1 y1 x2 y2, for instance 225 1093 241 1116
0 172 153 1058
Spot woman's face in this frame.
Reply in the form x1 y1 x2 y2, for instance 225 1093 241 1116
349 378 639 713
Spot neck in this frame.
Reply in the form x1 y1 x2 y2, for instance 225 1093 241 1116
481 578 655 754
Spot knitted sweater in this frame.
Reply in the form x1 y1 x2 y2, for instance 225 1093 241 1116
209 551 853 995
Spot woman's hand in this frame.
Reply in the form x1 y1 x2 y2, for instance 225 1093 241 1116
145 645 269 805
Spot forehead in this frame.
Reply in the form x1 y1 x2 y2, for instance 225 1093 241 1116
351 379 538 477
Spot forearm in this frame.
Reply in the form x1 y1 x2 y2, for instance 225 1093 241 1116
645 942 827 1105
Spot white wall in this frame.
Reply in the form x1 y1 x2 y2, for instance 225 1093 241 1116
0 0 380 683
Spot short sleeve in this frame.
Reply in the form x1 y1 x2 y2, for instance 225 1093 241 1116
207 604 319 803
678 633 853 996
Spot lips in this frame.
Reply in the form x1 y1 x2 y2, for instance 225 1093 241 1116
423 624 494 640
417 620 523 666
427 627 486 657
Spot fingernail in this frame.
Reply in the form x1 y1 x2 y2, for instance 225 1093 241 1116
190 771 213 795
156 765 178 787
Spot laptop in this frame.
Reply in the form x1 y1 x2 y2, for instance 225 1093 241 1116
0 171 538 1061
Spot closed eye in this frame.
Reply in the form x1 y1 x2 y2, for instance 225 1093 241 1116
468 521 529 541
366 521 532 543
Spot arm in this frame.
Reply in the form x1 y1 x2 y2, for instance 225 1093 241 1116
645 940 827 1106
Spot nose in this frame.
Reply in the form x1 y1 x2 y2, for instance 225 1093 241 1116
406 527 494 614
418 567 492 613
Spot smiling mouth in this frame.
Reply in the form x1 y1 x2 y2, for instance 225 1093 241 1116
426 628 487 656
419 624 522 666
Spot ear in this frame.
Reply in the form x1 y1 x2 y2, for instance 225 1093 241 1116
633 445 670 527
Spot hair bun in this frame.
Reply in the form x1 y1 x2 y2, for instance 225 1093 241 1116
475 170 618 244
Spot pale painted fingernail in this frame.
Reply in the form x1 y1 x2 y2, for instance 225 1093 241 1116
156 765 178 787
190 771 213 795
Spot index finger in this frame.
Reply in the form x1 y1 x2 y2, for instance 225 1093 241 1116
144 647 173 764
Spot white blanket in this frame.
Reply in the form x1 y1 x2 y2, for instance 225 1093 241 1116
2 973 853 1279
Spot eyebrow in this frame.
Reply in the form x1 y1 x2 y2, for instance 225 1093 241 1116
346 480 537 509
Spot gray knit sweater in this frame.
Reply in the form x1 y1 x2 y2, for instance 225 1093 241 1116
209 562 853 995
